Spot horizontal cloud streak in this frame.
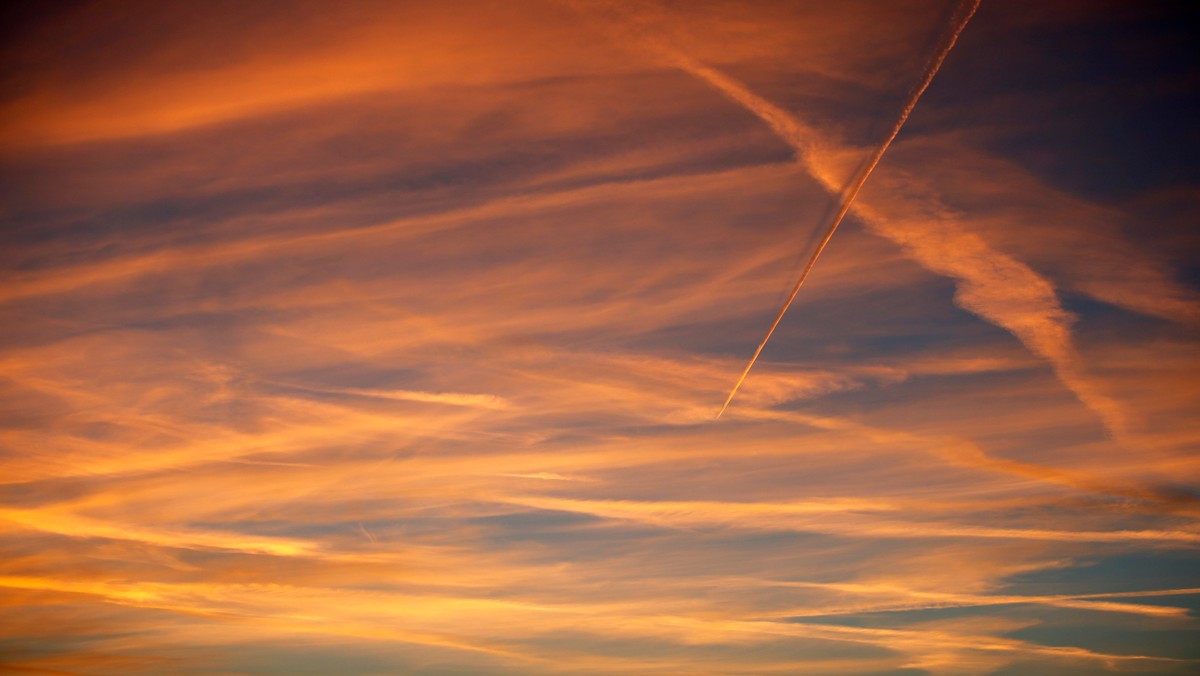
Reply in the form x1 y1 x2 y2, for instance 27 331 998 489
502 495 1200 543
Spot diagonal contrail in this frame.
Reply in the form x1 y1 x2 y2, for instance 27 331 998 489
715 0 981 419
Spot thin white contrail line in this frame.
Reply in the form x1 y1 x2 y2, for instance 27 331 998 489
716 0 981 419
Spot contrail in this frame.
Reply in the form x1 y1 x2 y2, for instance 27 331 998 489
716 0 981 418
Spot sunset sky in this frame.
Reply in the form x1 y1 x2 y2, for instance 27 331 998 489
2 1 1198 674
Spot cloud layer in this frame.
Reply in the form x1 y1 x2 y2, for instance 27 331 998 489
1 1 1197 674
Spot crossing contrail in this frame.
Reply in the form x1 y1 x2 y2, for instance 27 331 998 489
715 0 981 418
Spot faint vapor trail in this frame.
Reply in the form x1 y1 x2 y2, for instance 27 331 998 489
715 0 980 418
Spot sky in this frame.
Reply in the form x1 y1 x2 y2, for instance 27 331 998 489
1 1 1198 674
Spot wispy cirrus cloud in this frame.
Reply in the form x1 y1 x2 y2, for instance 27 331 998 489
591 0 1132 442
0 1 1196 674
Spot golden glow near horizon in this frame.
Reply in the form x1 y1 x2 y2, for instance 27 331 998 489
1 1 1198 674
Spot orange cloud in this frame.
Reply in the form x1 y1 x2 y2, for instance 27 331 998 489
2 2 1196 674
